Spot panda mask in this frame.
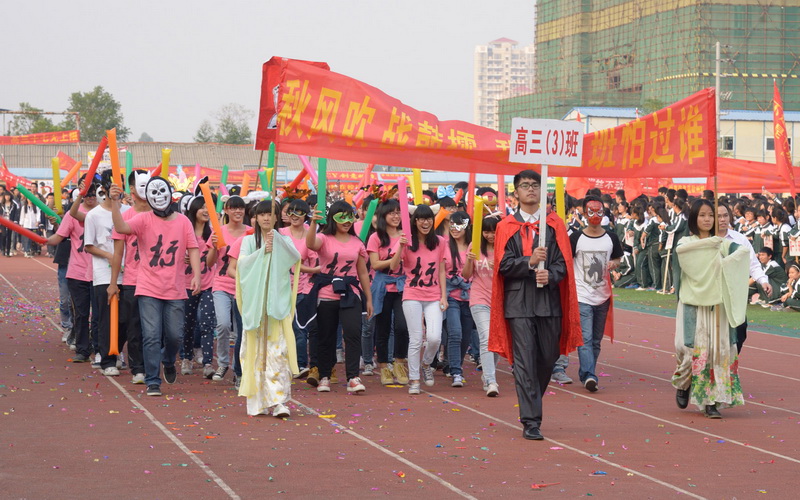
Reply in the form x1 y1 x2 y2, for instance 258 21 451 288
145 176 175 218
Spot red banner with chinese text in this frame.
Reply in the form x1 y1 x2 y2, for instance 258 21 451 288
0 130 80 145
773 82 796 196
710 157 799 193
255 58 716 179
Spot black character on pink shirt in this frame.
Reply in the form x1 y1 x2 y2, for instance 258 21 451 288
149 234 179 268
409 257 436 288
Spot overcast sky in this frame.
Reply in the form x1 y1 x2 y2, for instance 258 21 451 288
3 0 535 143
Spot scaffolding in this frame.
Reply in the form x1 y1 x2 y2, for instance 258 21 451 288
499 0 800 132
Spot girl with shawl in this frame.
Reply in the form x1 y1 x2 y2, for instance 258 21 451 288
228 200 301 418
672 199 750 418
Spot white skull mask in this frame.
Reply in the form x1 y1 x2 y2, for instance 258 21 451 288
145 177 174 217
134 171 150 199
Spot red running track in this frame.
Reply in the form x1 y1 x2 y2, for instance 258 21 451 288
1 256 798 498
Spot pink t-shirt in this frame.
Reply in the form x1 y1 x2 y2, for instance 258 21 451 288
401 235 447 302
279 226 315 294
126 211 198 300
366 232 404 293
56 210 91 282
185 232 215 291
112 206 148 287
315 233 368 301
444 245 471 301
468 245 493 307
210 225 245 296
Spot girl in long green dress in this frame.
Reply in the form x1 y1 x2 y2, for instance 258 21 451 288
671 199 750 418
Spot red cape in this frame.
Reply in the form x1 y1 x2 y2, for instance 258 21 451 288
488 210 584 364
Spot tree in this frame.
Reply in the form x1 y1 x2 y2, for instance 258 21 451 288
138 132 154 142
193 103 253 144
7 102 68 135
61 86 130 141
194 120 215 143
640 98 665 116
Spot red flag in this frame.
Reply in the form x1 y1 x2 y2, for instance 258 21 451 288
1 154 7 171
576 110 582 123
773 81 797 196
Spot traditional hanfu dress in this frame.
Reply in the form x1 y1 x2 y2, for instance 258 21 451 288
235 230 301 416
671 235 750 410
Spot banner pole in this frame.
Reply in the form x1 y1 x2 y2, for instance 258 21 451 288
537 164 548 288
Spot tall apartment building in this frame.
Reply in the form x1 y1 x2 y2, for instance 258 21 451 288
498 0 800 133
473 38 535 130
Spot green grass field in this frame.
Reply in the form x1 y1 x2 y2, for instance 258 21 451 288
612 288 800 338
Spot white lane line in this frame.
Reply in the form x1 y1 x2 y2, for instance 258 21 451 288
32 258 58 273
419 390 706 500
107 377 241 500
494 366 800 463
0 271 241 500
290 398 478 500
611 339 800 382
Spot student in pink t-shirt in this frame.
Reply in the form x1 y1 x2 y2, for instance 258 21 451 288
277 199 319 378
442 211 475 388
400 204 448 395
210 195 248 386
110 180 201 397
366 199 410 386
462 214 501 397
46 175 99 362
108 169 151 384
306 200 373 394
179 196 219 380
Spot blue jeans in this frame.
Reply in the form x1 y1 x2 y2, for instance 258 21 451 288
138 296 186 387
446 297 474 377
469 304 498 385
57 264 73 330
213 290 242 375
577 300 611 383
292 294 309 369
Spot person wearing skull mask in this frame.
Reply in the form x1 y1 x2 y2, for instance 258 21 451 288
84 170 131 376
108 169 152 384
46 174 100 361
110 178 201 397
563 195 622 393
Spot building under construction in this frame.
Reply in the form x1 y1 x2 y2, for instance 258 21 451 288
499 0 800 131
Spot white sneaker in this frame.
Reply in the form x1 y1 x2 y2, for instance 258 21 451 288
421 364 435 387
408 381 421 395
293 366 310 379
116 353 127 370
336 348 345 364
362 363 374 376
485 382 499 397
69 344 76 351
102 366 120 376
318 377 331 392
272 403 290 418
347 377 366 394
203 364 215 379
451 375 464 387
92 353 102 368
193 347 203 365
181 359 192 375
131 373 145 384
212 366 228 381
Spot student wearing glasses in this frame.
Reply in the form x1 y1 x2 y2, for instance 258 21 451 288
305 201 374 394
278 199 319 380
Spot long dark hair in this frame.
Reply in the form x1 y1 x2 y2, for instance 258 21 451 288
447 211 472 267
253 200 274 249
410 204 439 252
322 200 356 236
187 196 212 241
376 199 400 247
687 198 715 236
480 215 500 257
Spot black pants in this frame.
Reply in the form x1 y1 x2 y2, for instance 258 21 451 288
95 284 129 369
67 278 92 357
317 299 363 381
375 292 409 363
736 319 747 354
120 285 144 375
508 316 561 430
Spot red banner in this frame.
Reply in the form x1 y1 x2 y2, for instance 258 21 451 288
256 58 717 179
0 130 80 145
711 157 799 193
773 82 796 196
